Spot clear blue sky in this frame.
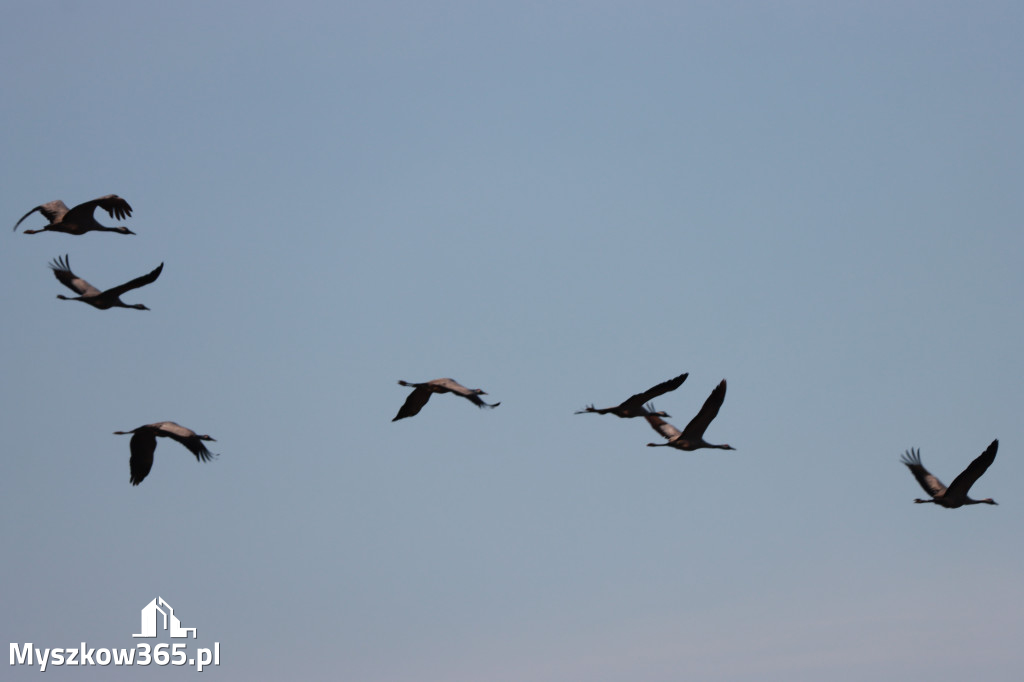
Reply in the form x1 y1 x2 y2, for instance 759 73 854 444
3 2 1022 680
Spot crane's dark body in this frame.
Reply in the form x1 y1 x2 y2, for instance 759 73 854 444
393 378 500 421
576 372 688 418
645 379 735 451
49 254 162 310
901 440 998 508
113 422 217 486
14 195 135 235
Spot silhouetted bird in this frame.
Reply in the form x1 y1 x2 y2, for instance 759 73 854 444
645 379 735 451
113 422 217 486
576 372 688 418
14 195 134 235
393 378 500 421
49 255 162 310
901 440 998 507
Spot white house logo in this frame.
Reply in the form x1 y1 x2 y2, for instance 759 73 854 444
133 597 196 638
10 597 220 672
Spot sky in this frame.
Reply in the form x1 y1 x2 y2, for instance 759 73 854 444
2 1 1023 680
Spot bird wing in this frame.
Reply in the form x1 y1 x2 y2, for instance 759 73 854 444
14 200 68 231
620 372 689 410
104 263 164 298
49 255 101 297
66 194 132 223
153 421 215 462
393 386 433 420
681 379 727 439
645 414 681 441
179 437 215 462
129 430 158 486
900 448 947 498
945 439 998 499
462 393 500 409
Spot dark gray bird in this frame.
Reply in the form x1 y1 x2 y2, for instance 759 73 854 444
645 379 735 451
14 195 135 235
901 440 998 508
49 254 162 310
393 378 500 421
576 372 688 418
113 422 217 486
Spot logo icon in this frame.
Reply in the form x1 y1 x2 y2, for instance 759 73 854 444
132 597 196 639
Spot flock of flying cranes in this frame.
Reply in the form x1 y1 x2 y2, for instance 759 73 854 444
14 194 1002 504
15 194 215 485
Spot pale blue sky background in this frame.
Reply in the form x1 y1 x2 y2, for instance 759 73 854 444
2 1 1022 680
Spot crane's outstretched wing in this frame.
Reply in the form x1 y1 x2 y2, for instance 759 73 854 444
459 392 499 409
645 414 682 441
14 200 69 231
104 263 164 298
681 380 728 439
49 255 101 297
620 372 689 411
945 439 998 500
393 385 433 421
66 195 132 223
900 448 946 498
129 430 158 486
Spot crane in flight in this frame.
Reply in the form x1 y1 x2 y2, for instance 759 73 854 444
14 195 135 235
